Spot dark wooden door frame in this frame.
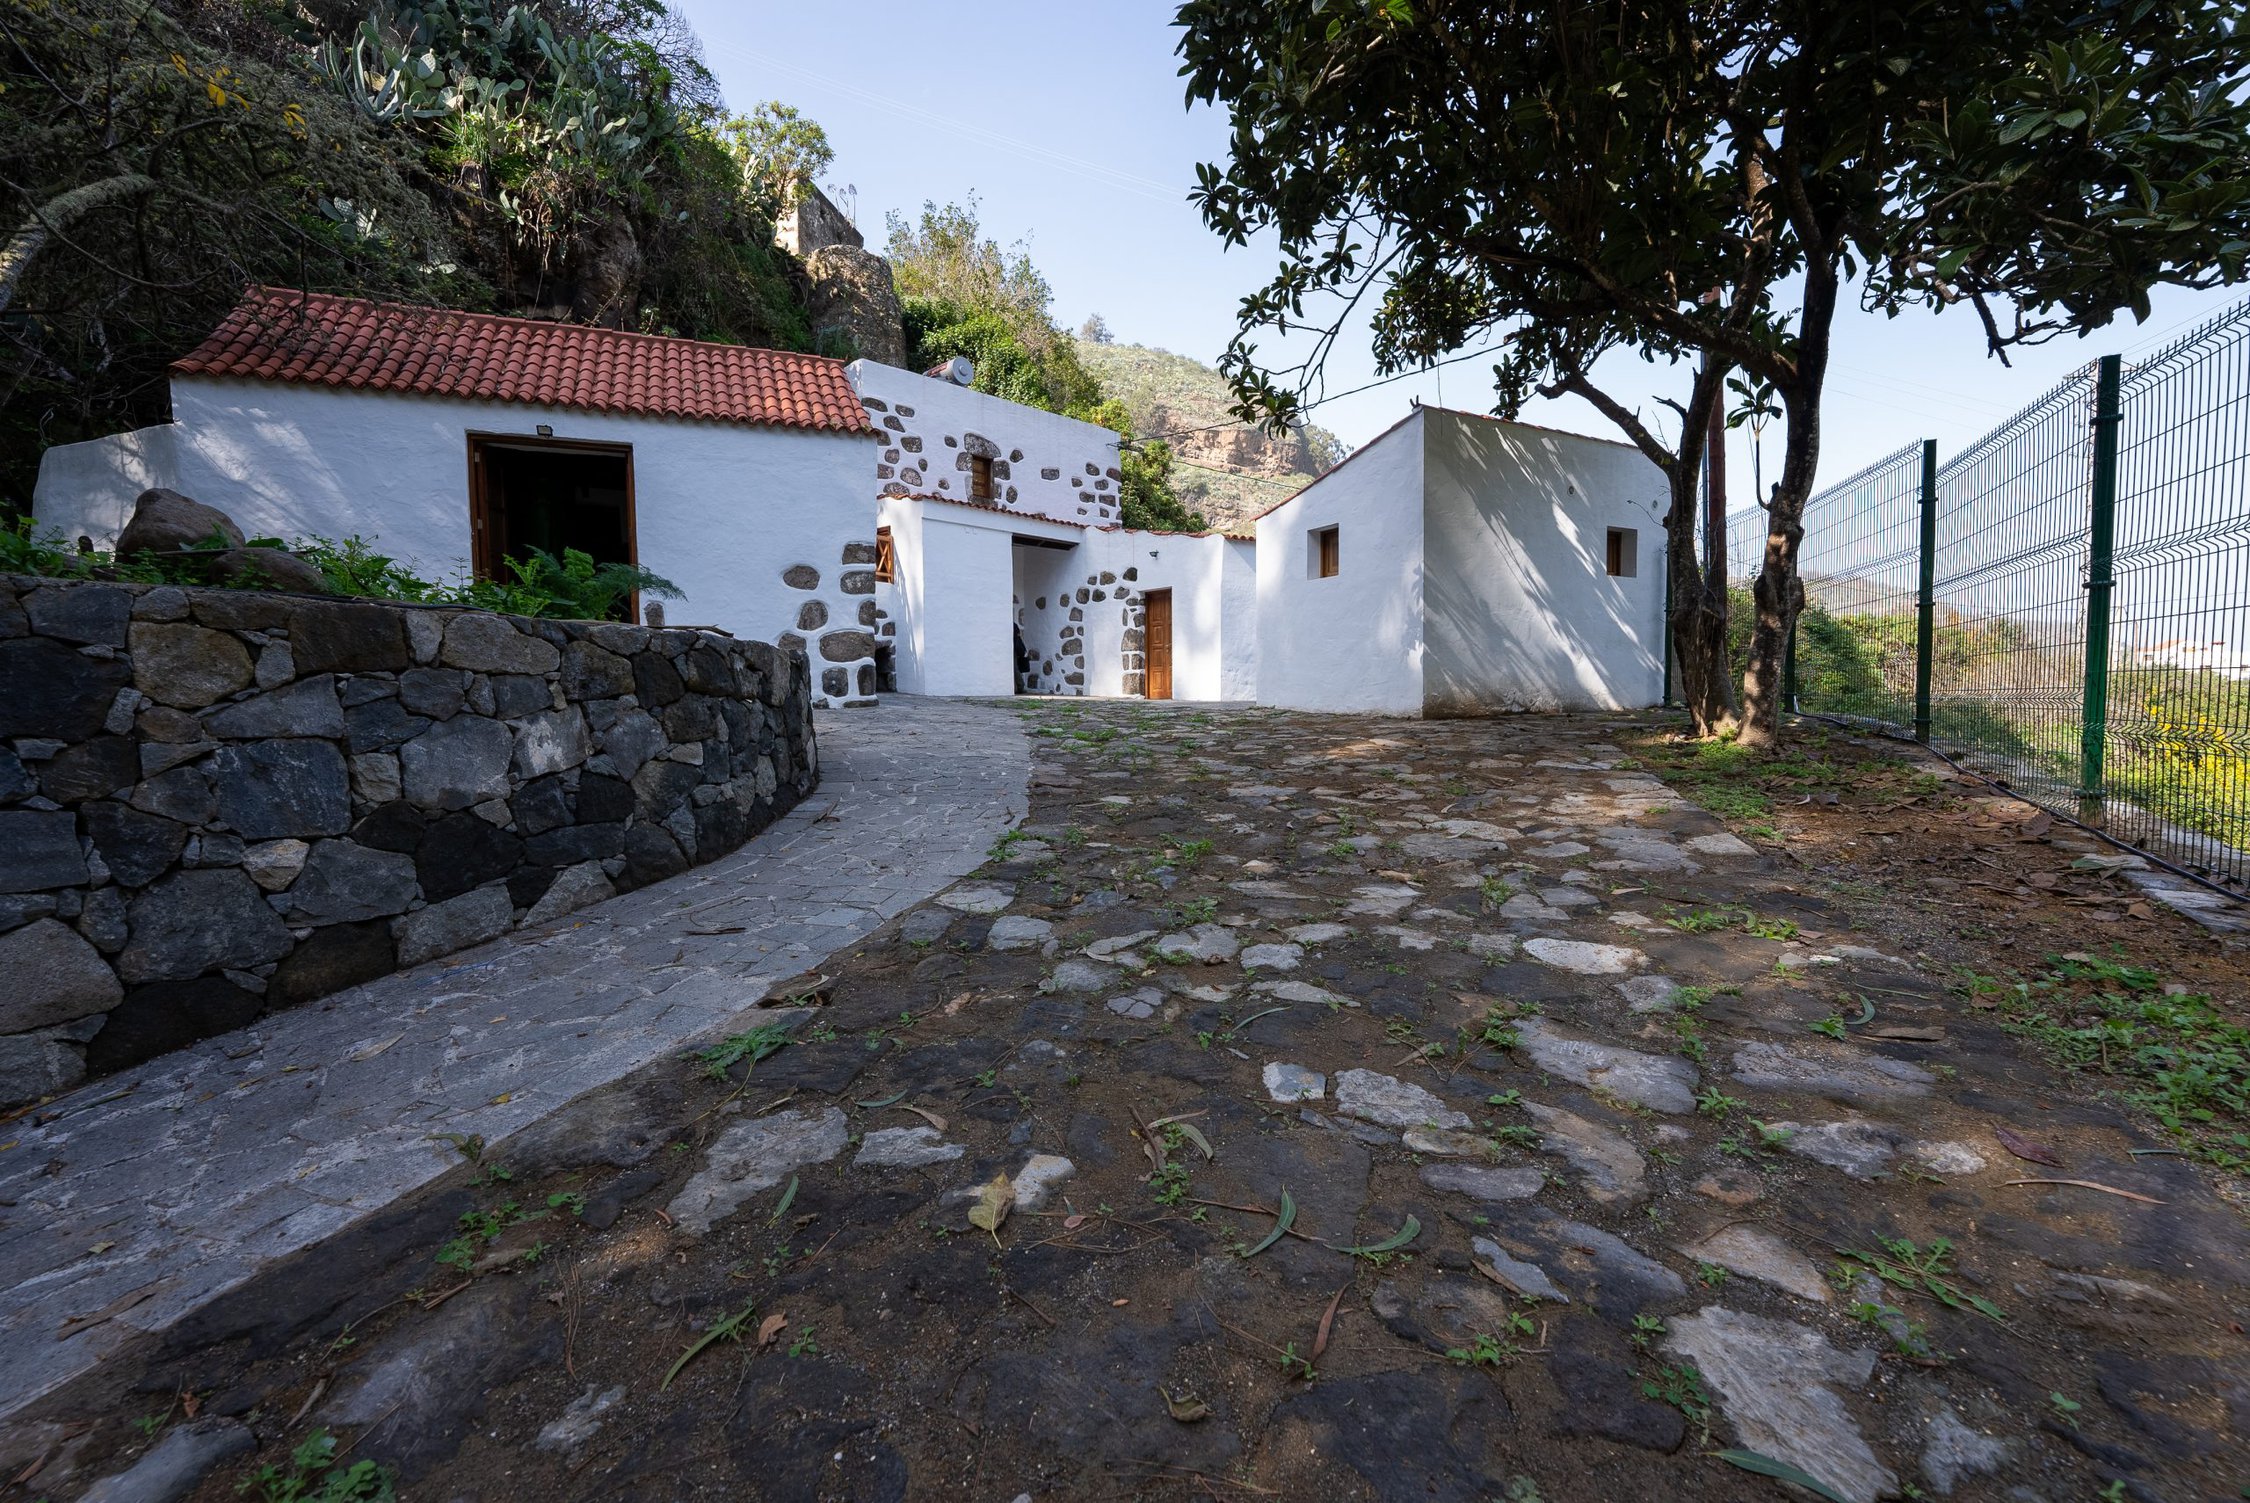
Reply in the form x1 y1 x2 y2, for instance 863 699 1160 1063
465 431 640 583
1145 587 1173 701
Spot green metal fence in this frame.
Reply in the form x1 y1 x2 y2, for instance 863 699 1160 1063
1724 297 2250 892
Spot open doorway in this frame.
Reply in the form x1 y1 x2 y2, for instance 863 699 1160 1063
468 434 637 600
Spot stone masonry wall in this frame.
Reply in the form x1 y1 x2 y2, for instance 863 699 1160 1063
0 574 818 1107
863 393 1125 527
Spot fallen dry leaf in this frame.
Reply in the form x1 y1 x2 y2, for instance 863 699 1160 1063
1994 1125 2064 1167
900 1104 949 1133
1063 1214 1087 1230
968 1172 1014 1239
2005 1177 2163 1205
757 1313 788 1349
1161 1388 1211 1423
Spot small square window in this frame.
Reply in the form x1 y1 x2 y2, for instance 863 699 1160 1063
1310 525 1340 579
968 454 995 501
875 525 895 583
1605 527 1637 578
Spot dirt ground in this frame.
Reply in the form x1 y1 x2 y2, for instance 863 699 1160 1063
22 702 2250 1503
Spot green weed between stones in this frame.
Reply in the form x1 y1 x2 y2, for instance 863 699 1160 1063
235 1428 394 1502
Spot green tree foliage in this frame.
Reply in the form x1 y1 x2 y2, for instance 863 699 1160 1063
0 0 827 510
888 197 1101 413
1177 0 2250 745
1118 442 1209 533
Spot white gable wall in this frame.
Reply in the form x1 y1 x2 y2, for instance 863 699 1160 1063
32 376 880 705
1420 408 1668 714
1254 414 1426 714
849 362 1123 527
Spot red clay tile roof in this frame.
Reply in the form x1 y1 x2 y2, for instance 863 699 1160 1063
173 287 874 435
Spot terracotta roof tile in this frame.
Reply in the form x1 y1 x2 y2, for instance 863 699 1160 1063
173 287 874 435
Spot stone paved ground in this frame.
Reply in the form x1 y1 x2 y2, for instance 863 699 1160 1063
15 701 2250 1503
0 698 1024 1442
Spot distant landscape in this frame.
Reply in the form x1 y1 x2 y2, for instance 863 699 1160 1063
1075 338 1349 534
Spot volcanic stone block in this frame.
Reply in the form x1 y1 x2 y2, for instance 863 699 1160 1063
210 740 352 838
82 801 189 888
401 716 514 811
417 812 524 901
0 809 89 893
0 918 123 1032
117 868 293 982
129 623 254 709
0 636 134 737
88 976 266 1074
279 840 421 924
442 615 559 675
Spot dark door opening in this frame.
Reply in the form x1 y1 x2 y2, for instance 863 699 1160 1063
1145 589 1173 700
469 434 637 611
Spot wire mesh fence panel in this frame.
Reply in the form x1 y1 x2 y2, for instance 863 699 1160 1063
2107 303 2250 887
1923 366 2101 815
1784 442 1926 726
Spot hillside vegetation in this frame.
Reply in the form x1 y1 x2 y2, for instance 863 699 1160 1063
1075 335 1348 533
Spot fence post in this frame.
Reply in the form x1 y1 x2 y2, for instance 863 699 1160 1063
1913 439 1938 743
2079 354 2123 818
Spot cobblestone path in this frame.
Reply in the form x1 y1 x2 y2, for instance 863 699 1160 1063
19 700 2249 1503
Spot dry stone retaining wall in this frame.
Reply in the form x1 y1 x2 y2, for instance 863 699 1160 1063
0 574 817 1106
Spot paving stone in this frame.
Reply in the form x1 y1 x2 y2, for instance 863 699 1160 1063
1262 1062 1324 1101
1009 1153 1076 1211
855 1125 964 1169
1471 1204 1686 1317
1420 1162 1544 1201
898 907 955 944
1251 979 1356 1008
1922 1404 2012 1494
1513 1018 1698 1113
1085 928 1158 958
1471 1235 1569 1302
1334 1068 1471 1130
1404 1126 1495 1156
1685 832 1759 857
1240 941 1303 970
1616 975 1681 1011
535 1385 625 1455
937 882 1014 914
1155 922 1239 962
76 1416 254 1503
1042 958 1118 994
1522 937 1642 975
669 1107 849 1233
1105 986 1163 1019
1377 924 1439 950
522 862 614 926
1342 882 1420 917
1522 1101 1646 1202
1731 1040 1935 1108
1679 1224 1831 1302
1284 922 1350 943
986 914 1053 952
1466 933 1517 959
0 917 122 1032
1664 1306 1894 1503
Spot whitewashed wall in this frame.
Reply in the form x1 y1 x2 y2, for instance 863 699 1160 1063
1421 408 1668 713
880 497 1081 696
33 378 880 706
1080 529 1245 701
1219 538 1258 701
1255 414 1427 714
1011 543 1083 694
849 362 1123 526
29 425 178 545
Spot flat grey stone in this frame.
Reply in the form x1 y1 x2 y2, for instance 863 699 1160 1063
535 1384 624 1454
1334 1068 1471 1130
1106 987 1163 1019
0 918 121 1033
0 1031 87 1108
1262 1062 1325 1101
1403 1126 1492 1156
1680 1224 1831 1302
1251 979 1355 1008
1500 894 1569 922
1155 923 1239 962
1731 1041 1935 1108
1616 975 1681 1012
1240 942 1302 970
1922 1405 2011 1495
1342 882 1419 917
77 1416 254 1503
240 838 308 893
279 840 420 925
1466 933 1517 959
937 882 1014 915
1470 1236 1568 1302
522 862 615 926
987 914 1053 952
1522 1101 1645 1203
899 908 954 944
1514 1018 1698 1113
669 1107 849 1233
1085 928 1158 958
1284 922 1350 944
202 675 344 739
392 886 513 967
855 1125 964 1169
117 869 293 983
1665 1306 1893 1503
0 809 87 894
401 716 515 812
1011 1153 1075 1211
1521 937 1642 975
441 614 560 674
1042 958 1118 994
1419 1163 1544 1201
1772 1119 1905 1179
1685 831 1758 857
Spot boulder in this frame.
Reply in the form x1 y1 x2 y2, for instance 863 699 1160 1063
805 244 908 368
206 546 330 594
114 488 245 560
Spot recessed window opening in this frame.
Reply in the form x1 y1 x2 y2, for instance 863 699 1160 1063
1606 527 1638 578
969 454 995 501
875 525 895 583
469 434 637 618
1310 524 1340 579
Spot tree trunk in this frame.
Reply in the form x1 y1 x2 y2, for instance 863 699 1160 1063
1666 365 1738 737
0 175 158 317
1738 264 1839 749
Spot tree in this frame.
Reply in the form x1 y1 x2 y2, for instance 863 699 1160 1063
1118 442 1209 532
1177 0 2250 744
890 198 1104 413
722 101 834 211
1726 374 1781 513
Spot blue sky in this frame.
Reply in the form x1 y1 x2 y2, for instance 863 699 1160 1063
684 0 2250 499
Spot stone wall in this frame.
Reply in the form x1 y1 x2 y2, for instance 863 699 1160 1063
851 363 1126 527
0 575 818 1107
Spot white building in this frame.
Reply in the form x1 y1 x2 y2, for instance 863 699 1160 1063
1254 405 1668 715
32 288 885 706
852 360 1256 700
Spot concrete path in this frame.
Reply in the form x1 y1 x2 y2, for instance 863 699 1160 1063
0 696 1025 1426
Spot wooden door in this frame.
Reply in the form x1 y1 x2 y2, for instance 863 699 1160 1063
1144 589 1173 700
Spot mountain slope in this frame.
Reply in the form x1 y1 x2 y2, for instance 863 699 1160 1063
1075 339 1348 533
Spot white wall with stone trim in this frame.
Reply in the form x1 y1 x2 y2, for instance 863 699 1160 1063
33 378 881 707
1079 529 1248 702
878 496 1082 697
1255 415 1428 714
848 361 1123 526
1011 543 1082 694
1421 407 1668 713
